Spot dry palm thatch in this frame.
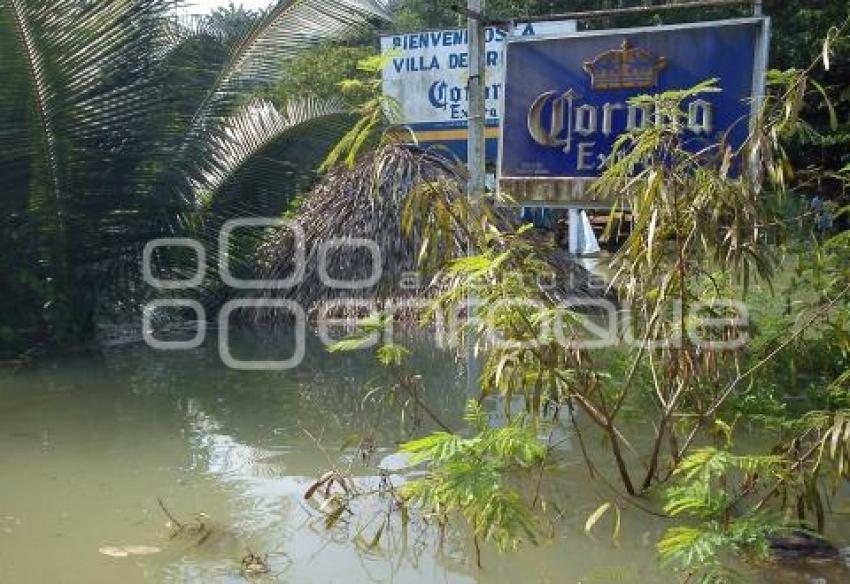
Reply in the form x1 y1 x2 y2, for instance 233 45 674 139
253 143 601 321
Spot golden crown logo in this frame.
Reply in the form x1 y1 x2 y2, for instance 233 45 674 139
583 39 667 90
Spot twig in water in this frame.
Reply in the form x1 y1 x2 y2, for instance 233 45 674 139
157 497 184 536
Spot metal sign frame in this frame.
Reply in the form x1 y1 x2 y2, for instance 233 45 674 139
496 17 771 208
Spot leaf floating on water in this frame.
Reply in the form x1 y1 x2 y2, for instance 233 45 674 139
99 544 161 557
584 502 612 535
98 546 129 558
304 471 335 500
324 503 346 529
123 545 161 556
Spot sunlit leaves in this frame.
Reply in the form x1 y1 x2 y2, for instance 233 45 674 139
376 343 410 366
672 448 783 485
327 335 376 353
320 52 400 171
659 449 783 581
399 404 546 552
400 431 467 464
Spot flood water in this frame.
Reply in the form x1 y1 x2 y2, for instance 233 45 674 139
1 330 849 583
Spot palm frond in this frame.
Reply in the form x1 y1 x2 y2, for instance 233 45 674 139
187 0 388 136
162 7 264 56
0 0 177 340
192 97 347 204
3 0 61 201
1 0 176 201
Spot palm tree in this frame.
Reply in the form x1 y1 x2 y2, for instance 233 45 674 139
0 0 387 351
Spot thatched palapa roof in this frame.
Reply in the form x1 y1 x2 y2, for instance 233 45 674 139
253 144 600 320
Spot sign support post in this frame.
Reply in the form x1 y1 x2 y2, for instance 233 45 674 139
466 0 486 394
467 0 486 211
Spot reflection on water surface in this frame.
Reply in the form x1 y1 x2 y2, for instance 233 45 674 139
0 331 847 583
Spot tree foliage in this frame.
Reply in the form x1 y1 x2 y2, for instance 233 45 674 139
0 0 388 352
399 401 546 559
312 13 850 580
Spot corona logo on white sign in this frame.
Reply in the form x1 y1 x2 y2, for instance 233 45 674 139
380 20 577 160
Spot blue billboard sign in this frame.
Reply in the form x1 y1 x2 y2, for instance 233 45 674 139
499 18 770 204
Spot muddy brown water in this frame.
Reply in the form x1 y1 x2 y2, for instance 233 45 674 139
1 331 848 583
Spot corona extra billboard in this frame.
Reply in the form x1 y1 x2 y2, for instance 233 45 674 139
499 18 770 205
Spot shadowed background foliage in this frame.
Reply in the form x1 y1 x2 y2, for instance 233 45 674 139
1 0 848 356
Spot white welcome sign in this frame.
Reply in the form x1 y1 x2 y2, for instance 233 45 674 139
380 20 577 157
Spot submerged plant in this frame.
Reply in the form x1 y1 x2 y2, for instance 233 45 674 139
399 401 546 565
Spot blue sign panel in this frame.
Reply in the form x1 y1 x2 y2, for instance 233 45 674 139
499 18 769 195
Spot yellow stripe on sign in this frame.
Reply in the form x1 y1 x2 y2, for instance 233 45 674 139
388 128 501 141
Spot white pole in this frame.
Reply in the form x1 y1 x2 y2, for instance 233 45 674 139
568 208 580 254
466 0 486 395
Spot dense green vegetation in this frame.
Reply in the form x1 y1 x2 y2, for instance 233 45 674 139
2 0 848 355
316 4 850 582
0 0 384 354
2 1 850 581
